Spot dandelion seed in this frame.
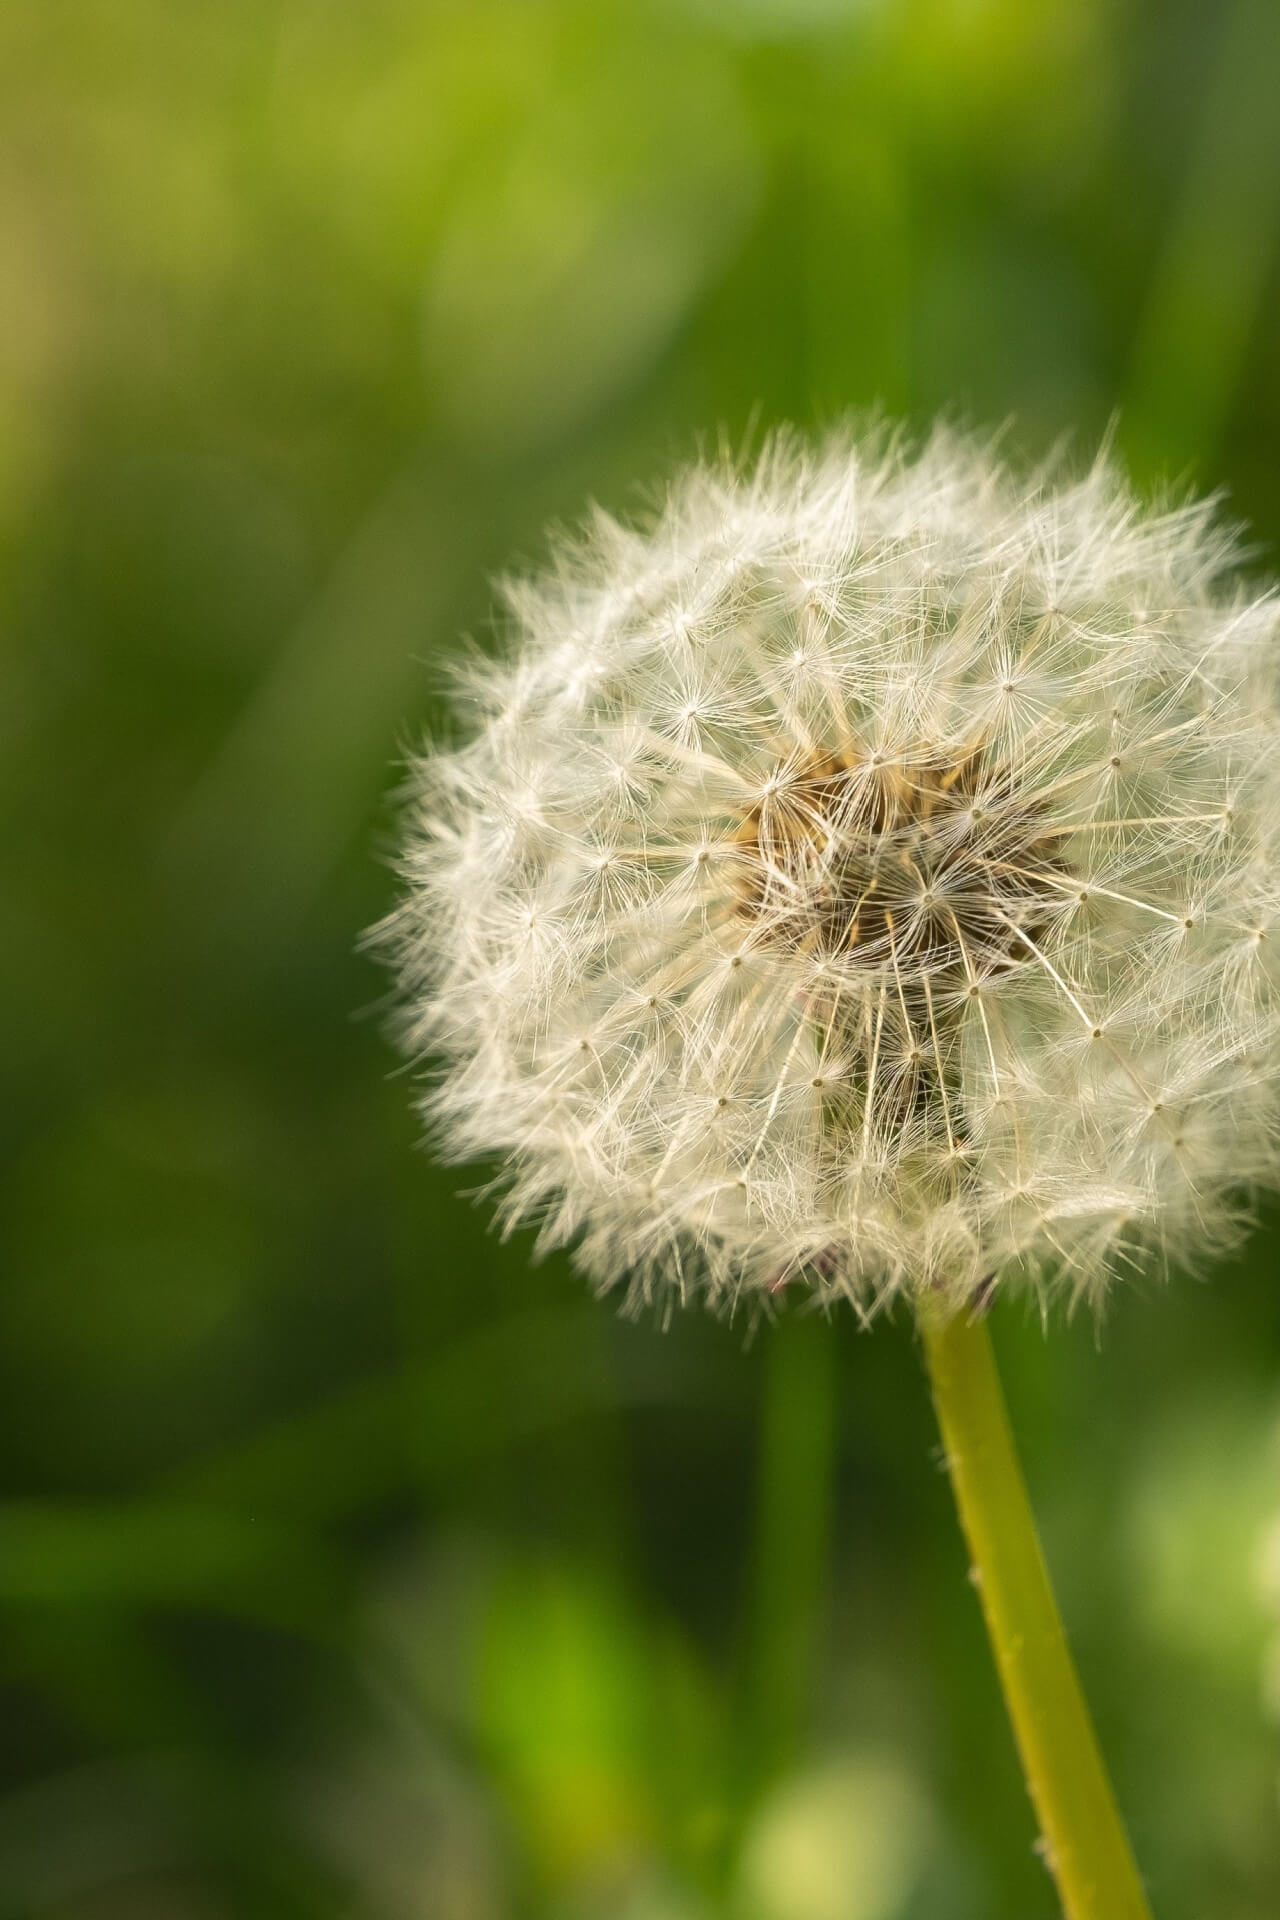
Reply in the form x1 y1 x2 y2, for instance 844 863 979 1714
378 426 1280 1317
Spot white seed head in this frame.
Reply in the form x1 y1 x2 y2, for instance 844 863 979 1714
379 426 1280 1317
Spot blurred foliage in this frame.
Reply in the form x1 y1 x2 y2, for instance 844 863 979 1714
3 0 1280 1915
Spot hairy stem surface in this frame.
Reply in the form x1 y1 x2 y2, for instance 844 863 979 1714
919 1307 1152 1920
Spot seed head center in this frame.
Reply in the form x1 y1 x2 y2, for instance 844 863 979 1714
736 744 1060 988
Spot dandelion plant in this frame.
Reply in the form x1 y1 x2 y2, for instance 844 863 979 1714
378 427 1280 1919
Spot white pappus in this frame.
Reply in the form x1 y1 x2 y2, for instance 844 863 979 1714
378 427 1280 1319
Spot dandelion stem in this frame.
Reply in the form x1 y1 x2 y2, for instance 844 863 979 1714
919 1306 1152 1920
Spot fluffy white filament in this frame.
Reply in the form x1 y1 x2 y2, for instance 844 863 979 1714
381 427 1280 1317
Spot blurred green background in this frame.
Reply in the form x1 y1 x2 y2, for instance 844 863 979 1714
4 0 1280 1914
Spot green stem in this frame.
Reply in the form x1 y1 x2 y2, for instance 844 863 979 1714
919 1307 1152 1920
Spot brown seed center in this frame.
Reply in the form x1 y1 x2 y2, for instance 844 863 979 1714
734 743 1061 988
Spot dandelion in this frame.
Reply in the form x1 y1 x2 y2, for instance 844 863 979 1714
379 425 1280 1920
383 426 1280 1320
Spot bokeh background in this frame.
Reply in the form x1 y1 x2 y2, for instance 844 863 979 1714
4 1 1280 1915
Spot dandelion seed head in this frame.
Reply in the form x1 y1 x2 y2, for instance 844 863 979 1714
379 426 1280 1316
